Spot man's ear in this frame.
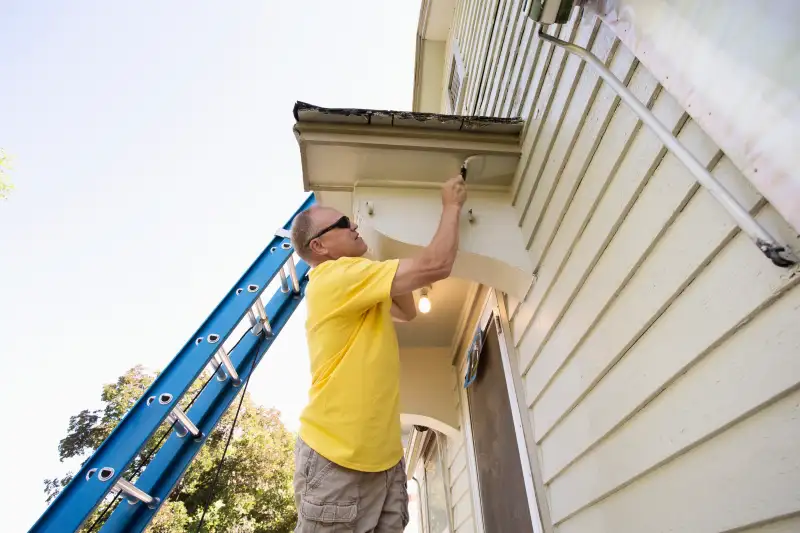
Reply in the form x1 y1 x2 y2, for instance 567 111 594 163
309 238 326 256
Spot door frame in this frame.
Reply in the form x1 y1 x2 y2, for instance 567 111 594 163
457 288 546 533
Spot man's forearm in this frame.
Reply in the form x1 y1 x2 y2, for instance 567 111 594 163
389 179 466 297
420 204 461 274
391 292 417 321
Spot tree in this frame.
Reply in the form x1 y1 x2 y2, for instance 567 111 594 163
44 365 298 532
0 148 13 200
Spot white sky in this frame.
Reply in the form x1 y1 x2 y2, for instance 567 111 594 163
0 1 420 529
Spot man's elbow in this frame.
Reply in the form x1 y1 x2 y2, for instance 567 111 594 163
429 258 454 283
419 252 455 282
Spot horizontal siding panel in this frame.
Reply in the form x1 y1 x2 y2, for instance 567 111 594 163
555 389 800 533
539 211 800 481
480 0 524 115
523 24 630 270
532 156 760 439
464 0 500 112
476 0 516 115
508 21 575 198
449 440 467 475
512 16 587 215
548 282 800 522
516 19 604 246
515 88 686 367
450 467 471 504
525 120 721 425
499 18 535 117
461 0 484 73
509 63 658 347
506 24 543 119
456 517 476 533
492 4 529 116
453 493 475 529
737 515 800 533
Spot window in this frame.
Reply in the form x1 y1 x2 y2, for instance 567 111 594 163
424 439 449 533
411 429 453 533
446 42 466 114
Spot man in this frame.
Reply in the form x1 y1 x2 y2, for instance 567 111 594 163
288 174 467 532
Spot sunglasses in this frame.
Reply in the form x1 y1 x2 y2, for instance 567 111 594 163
306 215 352 246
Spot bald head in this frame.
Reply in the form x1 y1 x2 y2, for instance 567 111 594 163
290 205 321 263
290 206 367 265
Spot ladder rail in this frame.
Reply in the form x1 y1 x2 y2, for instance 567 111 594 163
100 262 310 531
29 194 315 533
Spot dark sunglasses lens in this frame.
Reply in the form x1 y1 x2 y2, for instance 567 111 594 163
336 216 350 229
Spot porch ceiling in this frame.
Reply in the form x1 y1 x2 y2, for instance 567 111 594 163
395 276 476 348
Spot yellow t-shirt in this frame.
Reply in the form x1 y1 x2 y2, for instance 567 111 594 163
298 256 403 472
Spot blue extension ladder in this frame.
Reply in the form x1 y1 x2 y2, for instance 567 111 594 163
29 194 315 533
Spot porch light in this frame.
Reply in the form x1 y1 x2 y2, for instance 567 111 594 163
418 287 431 314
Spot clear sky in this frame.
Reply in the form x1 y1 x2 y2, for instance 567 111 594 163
0 1 420 529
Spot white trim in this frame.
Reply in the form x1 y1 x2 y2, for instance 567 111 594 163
458 289 550 533
489 289 553 533
449 281 481 365
488 288 548 533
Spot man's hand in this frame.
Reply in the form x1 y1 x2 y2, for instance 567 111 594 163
441 175 467 208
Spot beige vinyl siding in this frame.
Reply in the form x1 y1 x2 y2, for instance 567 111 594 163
738 516 800 533
447 370 477 533
447 2 800 532
447 430 476 532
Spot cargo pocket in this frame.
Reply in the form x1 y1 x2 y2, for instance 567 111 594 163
299 448 360 531
300 498 358 528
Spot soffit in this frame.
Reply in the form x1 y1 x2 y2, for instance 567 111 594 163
293 101 524 197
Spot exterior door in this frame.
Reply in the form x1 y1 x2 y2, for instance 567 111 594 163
466 316 534 533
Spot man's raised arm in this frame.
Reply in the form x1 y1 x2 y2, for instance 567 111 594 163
390 175 466 297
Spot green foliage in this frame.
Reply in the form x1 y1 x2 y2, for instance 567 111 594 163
44 365 297 532
0 148 13 200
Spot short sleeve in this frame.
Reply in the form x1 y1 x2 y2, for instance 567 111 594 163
324 257 399 314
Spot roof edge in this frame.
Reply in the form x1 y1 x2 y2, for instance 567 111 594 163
293 101 524 131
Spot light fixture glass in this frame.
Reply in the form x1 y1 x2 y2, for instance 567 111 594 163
418 287 431 314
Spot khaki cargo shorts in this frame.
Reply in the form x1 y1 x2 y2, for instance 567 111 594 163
293 438 410 532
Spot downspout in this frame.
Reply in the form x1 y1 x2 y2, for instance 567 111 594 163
536 25 797 268
471 0 504 116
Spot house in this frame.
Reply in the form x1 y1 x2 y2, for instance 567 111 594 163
292 1 800 532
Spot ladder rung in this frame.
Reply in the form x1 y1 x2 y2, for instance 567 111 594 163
114 479 159 508
278 268 290 293
209 354 227 381
166 408 201 439
215 346 241 385
254 299 273 336
287 257 300 293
